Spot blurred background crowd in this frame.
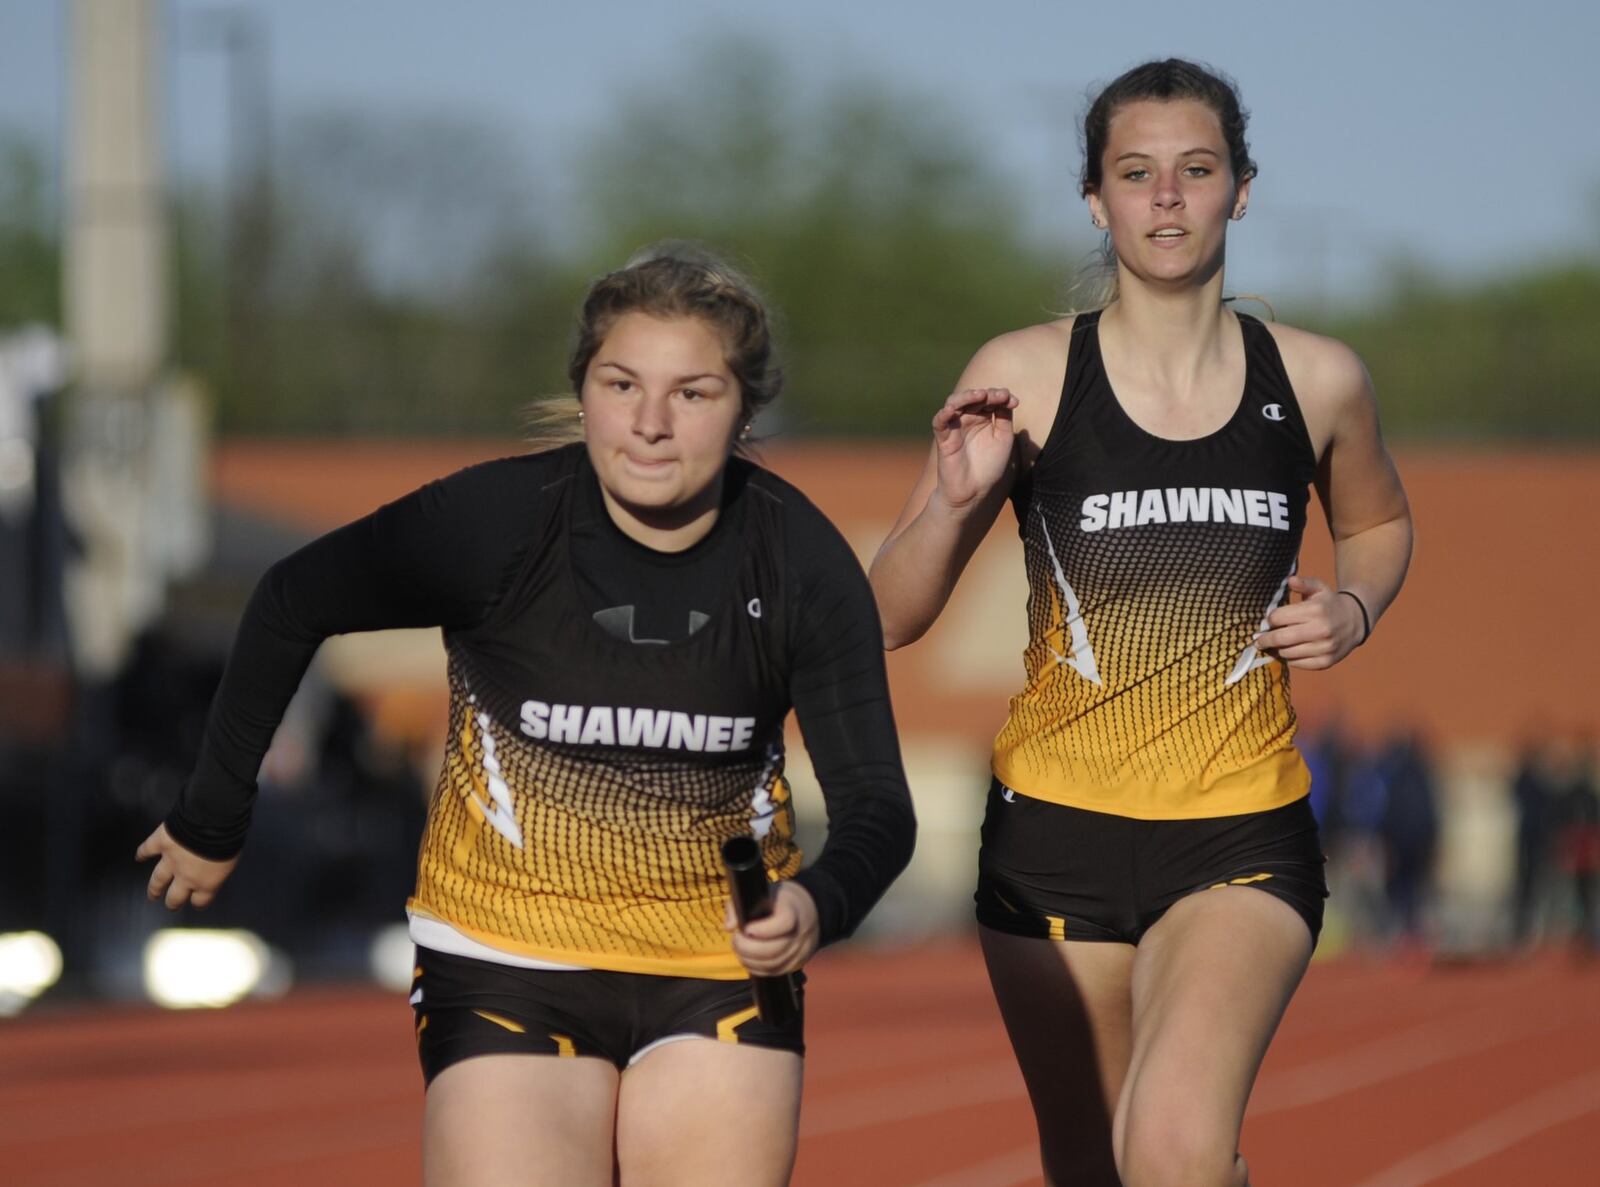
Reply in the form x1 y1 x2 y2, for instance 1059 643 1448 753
2 0 1598 1014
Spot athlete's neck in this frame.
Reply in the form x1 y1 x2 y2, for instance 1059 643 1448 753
599 475 725 554
1099 271 1237 396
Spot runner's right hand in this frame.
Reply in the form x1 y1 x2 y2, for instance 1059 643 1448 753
930 387 1018 514
136 824 240 910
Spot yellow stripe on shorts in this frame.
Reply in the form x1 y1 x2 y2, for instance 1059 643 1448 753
472 1009 527 1034
717 1005 760 1043
1210 872 1274 889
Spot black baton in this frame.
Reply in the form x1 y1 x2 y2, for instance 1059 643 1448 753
721 835 800 1026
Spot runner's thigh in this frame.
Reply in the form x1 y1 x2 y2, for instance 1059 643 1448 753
1116 887 1312 1186
616 1038 803 1187
982 928 1135 1185
424 1053 619 1187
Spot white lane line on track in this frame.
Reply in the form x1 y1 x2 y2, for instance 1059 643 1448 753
894 1053 1600 1187
799 1000 1585 1145
908 1145 1042 1187
799 1059 1027 1138
1251 1000 1581 1115
1347 1069 1600 1187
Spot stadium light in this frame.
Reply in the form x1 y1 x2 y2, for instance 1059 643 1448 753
143 929 287 1008
0 931 64 1016
367 922 415 993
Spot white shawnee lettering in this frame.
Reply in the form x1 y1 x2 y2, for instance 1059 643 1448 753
668 712 707 750
1080 487 1292 533
1268 491 1289 530
1107 490 1138 530
519 699 550 740
1211 488 1246 524
1080 494 1110 532
1244 489 1272 527
519 702 758 751
549 703 583 744
705 716 734 753
1166 486 1210 522
578 705 615 746
1136 488 1167 526
617 706 671 747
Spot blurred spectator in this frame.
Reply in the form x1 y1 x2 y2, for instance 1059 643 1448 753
1555 742 1599 954
1305 717 1353 853
1379 731 1439 946
1327 734 1391 945
1510 740 1557 946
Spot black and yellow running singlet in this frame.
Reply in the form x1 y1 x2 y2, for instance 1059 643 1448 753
992 310 1319 819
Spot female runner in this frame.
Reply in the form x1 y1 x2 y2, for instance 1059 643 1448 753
870 60 1412 1187
139 247 916 1187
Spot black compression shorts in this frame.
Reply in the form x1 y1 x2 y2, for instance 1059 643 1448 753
411 946 805 1085
975 781 1327 946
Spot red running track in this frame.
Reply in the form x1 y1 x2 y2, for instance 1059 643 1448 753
3 941 1597 1186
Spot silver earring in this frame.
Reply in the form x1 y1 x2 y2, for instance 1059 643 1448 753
1235 208 1247 220
577 409 585 421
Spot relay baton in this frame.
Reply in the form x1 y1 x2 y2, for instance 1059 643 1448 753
721 834 800 1026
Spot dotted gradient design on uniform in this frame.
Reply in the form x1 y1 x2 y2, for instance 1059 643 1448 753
409 656 800 978
993 483 1309 818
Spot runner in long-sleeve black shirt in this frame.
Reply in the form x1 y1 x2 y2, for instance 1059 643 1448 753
139 249 915 1187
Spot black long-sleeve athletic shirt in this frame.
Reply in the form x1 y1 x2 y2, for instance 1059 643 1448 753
167 445 915 975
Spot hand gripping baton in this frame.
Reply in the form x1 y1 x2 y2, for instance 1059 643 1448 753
721 834 800 1026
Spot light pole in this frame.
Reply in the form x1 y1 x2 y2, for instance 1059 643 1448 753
183 5 274 418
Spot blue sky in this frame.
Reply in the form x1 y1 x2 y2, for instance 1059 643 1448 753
5 0 1599 305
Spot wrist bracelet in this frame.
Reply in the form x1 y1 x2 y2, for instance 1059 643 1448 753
1338 589 1371 646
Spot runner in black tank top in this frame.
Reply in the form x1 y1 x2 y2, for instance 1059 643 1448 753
995 308 1318 822
871 62 1412 1187
139 249 916 1187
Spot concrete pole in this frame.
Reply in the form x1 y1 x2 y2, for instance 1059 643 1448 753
65 0 167 391
61 0 177 678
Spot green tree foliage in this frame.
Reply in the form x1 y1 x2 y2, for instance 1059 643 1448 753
215 109 567 433
1317 266 1600 439
170 42 1071 435
573 44 1069 434
4 74 1598 439
0 132 59 328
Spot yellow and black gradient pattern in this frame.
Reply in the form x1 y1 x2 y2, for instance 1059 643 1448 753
408 659 800 978
993 488 1311 819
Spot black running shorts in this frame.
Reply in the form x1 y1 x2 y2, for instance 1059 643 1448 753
411 947 805 1085
975 781 1327 945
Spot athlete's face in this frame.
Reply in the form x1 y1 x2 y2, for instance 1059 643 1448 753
1086 98 1249 290
581 312 745 548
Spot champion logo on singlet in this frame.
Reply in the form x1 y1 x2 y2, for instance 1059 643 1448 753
1262 403 1286 422
1079 487 1291 533
520 700 758 752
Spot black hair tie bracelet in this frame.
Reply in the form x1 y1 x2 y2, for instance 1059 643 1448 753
1338 589 1371 646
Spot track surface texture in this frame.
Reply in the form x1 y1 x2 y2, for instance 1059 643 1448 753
5 941 1597 1186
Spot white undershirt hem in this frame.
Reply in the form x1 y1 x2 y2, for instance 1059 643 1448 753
407 911 589 971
